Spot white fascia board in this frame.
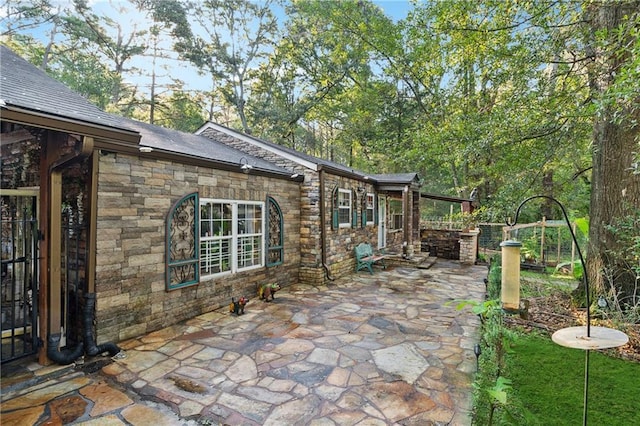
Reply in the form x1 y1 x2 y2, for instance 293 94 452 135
195 122 318 172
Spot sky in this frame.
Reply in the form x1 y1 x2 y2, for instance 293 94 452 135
4 1 415 96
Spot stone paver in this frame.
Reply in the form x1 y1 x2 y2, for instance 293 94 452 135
1 259 486 425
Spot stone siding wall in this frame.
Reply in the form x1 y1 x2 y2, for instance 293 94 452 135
94 152 300 344
322 174 378 280
198 127 381 285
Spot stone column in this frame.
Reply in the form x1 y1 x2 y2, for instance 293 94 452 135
459 229 480 264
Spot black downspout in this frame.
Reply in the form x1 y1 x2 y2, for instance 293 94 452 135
319 167 335 281
84 293 121 357
47 334 84 365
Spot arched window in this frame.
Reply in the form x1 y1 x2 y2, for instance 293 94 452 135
266 196 283 266
166 192 199 290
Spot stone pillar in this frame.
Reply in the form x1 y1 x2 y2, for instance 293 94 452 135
459 229 480 264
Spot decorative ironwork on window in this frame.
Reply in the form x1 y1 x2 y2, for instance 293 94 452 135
266 196 283 266
166 192 199 291
351 189 358 227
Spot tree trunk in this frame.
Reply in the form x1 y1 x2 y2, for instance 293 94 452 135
585 1 640 305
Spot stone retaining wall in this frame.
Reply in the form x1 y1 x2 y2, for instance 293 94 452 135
420 228 479 264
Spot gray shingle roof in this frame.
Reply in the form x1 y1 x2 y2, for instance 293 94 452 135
198 122 371 178
0 45 132 132
117 117 293 175
197 122 422 186
371 173 420 184
1 45 295 178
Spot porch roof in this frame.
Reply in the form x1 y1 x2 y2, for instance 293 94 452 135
371 173 421 191
0 46 301 182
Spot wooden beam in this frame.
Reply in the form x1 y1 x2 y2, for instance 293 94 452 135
1 107 140 144
87 151 98 294
38 136 50 365
49 170 62 333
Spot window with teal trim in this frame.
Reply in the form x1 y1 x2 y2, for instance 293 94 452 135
266 196 284 266
338 189 352 227
166 192 199 291
366 193 375 225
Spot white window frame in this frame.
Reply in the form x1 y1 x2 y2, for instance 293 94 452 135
366 193 375 225
389 198 404 231
338 189 352 228
200 198 264 280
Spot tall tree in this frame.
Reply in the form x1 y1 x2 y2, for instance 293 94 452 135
174 0 280 134
0 0 56 38
586 1 640 302
251 0 393 163
68 0 148 108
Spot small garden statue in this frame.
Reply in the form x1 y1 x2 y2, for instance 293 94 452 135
258 283 281 301
229 297 247 315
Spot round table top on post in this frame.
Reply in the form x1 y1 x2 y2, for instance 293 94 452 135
552 326 629 350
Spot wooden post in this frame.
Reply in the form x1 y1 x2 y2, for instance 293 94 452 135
540 216 546 264
557 227 562 265
38 137 51 364
49 170 62 334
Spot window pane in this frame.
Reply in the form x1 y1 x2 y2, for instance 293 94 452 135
200 199 264 277
238 235 262 268
200 238 231 274
338 190 351 224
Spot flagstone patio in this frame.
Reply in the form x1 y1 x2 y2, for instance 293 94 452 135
1 259 487 425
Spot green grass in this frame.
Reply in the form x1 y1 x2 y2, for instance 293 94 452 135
508 333 640 425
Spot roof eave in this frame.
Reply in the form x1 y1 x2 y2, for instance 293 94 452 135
1 105 140 145
132 147 304 183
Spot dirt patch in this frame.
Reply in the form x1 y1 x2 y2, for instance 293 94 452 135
505 293 640 362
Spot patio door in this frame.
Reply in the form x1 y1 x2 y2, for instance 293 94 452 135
378 195 386 249
1 190 39 363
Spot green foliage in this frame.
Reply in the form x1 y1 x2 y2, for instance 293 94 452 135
487 262 501 301
472 269 637 425
601 207 640 317
452 298 521 424
2 1 635 245
487 376 512 406
174 0 280 133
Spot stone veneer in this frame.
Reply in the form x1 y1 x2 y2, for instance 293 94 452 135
459 230 480 265
94 152 301 344
199 127 379 285
420 228 479 264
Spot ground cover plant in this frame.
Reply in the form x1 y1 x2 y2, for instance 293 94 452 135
470 263 640 425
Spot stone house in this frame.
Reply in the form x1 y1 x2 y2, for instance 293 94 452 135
1 46 301 364
196 122 423 284
1 45 424 366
